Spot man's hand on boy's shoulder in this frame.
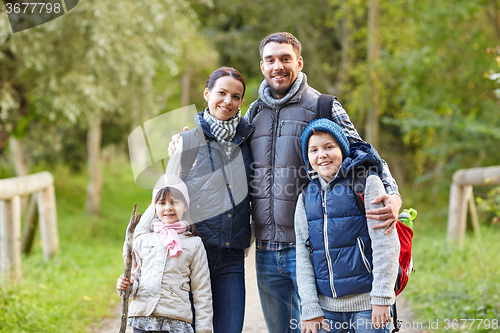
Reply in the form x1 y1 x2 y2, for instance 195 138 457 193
366 193 402 234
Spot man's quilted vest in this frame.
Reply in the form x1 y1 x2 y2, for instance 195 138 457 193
304 175 373 298
184 113 254 250
250 79 320 242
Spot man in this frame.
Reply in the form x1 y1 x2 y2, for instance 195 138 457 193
246 32 401 333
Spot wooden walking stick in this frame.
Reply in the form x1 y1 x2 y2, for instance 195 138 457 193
119 204 142 333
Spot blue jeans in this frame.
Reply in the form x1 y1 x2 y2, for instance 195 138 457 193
318 310 391 333
255 246 300 333
206 247 246 333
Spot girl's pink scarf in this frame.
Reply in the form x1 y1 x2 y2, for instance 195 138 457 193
152 221 187 257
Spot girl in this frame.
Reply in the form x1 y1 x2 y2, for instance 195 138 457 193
141 67 254 333
117 174 212 333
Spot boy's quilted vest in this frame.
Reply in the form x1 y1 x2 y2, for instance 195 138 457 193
304 176 373 298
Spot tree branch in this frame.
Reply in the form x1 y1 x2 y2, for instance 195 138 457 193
119 204 142 333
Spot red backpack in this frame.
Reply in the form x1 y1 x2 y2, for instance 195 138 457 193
394 209 416 296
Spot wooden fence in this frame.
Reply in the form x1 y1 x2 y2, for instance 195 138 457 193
0 171 59 283
447 166 500 247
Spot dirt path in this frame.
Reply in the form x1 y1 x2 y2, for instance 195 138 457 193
90 245 419 333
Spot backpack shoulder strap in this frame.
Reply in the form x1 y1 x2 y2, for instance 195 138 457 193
352 167 382 216
352 169 368 216
316 94 337 120
180 128 203 181
247 101 262 123
300 187 314 253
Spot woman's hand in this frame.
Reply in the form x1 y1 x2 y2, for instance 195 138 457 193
372 305 391 329
301 317 331 333
116 274 134 291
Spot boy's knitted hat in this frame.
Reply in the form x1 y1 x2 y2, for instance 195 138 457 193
301 118 350 168
152 174 190 208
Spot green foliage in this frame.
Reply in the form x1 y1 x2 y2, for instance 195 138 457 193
0 0 214 164
0 157 150 332
377 1 500 179
487 45 500 98
189 0 341 98
476 186 500 225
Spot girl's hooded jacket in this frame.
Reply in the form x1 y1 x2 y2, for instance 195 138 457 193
128 230 213 333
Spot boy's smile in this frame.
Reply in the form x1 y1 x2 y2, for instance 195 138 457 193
307 132 343 183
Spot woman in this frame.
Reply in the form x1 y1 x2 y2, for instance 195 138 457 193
166 67 254 333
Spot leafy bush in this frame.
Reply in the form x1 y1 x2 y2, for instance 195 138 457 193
476 186 500 225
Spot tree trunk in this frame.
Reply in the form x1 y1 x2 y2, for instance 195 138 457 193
333 0 352 100
485 0 500 40
8 137 29 212
181 69 192 125
86 115 102 216
8 137 28 177
366 0 380 149
181 69 191 107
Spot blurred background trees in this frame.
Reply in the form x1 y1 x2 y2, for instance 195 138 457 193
1 1 500 330
1 0 499 218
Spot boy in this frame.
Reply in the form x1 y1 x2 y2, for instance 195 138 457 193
294 118 400 333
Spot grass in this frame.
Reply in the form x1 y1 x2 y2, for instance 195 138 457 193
0 155 151 333
401 192 500 332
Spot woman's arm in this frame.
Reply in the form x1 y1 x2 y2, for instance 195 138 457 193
165 136 183 177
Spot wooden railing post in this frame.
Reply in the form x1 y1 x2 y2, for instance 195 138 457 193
0 171 59 283
38 185 59 261
448 166 500 248
21 193 39 255
447 182 466 247
0 196 22 283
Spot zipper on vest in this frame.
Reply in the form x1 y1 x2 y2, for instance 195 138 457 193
221 150 234 248
270 108 280 238
278 120 284 137
357 237 372 273
322 189 336 298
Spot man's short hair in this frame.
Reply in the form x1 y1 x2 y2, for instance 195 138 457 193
259 32 302 59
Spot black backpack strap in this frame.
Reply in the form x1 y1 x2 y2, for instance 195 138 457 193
247 101 262 123
392 300 400 332
352 166 382 215
316 94 337 120
352 169 368 216
180 128 203 181
301 187 314 255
